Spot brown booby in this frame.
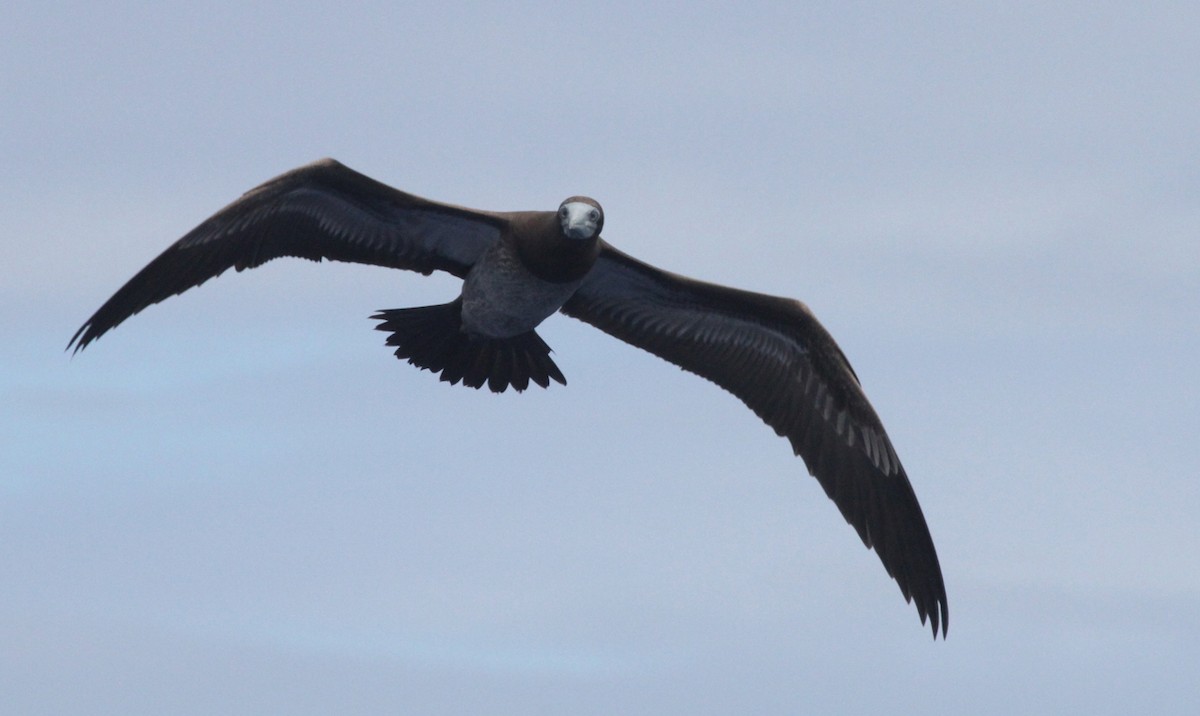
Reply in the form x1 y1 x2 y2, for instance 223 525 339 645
69 159 948 637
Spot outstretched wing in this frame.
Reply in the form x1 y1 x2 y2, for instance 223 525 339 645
562 241 947 637
69 158 504 351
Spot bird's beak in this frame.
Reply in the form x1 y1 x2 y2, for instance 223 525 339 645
563 220 593 240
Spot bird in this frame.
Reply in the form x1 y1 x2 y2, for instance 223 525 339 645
69 158 948 637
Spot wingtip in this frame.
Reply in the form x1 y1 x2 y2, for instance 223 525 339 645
932 614 948 640
919 595 949 640
66 324 92 355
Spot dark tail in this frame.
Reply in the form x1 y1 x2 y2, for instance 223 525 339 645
371 299 566 393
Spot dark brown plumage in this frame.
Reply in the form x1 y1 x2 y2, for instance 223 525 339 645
69 158 947 637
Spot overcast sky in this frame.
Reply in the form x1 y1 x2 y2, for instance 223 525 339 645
3 1 1198 713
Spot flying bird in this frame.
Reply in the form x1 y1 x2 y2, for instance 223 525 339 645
69 159 948 637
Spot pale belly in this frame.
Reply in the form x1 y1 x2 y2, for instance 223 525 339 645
460 245 583 338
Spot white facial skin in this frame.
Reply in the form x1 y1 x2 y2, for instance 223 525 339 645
558 201 602 240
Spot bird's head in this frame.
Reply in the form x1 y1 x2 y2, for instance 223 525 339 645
558 197 603 241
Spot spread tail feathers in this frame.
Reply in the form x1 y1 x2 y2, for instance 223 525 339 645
371 300 566 393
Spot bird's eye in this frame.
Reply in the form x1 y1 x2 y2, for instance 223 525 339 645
588 209 599 222
559 206 569 217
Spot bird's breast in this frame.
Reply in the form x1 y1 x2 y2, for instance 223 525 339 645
460 242 583 338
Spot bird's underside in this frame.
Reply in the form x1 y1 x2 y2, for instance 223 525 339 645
68 158 947 637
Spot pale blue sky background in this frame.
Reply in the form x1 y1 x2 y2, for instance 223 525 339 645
3 1 1198 713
